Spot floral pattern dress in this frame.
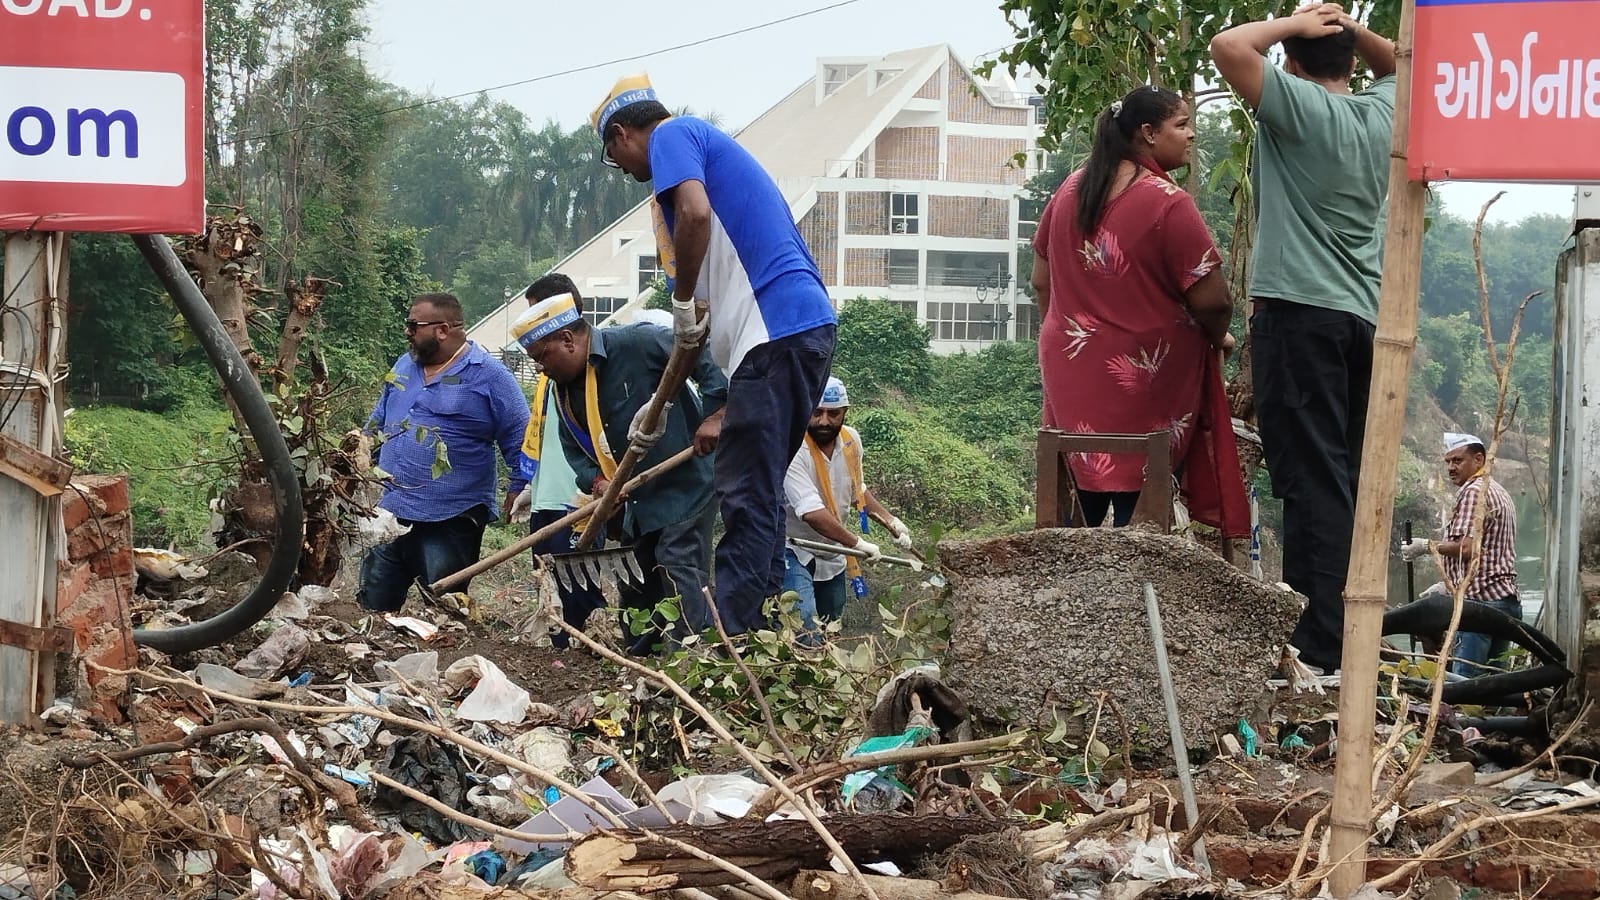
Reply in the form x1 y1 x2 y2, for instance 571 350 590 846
1033 164 1247 535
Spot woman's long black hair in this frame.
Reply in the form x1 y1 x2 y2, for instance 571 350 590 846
1074 85 1184 235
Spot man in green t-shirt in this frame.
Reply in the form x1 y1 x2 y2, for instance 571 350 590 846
1211 2 1396 674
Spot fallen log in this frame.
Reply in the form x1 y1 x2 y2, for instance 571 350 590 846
791 871 1014 900
566 816 1010 891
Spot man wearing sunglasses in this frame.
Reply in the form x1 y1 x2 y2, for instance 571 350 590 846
358 292 531 613
589 74 836 636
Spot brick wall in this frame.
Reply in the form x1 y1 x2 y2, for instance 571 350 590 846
845 191 888 235
928 195 1011 239
947 64 1029 126
946 135 1026 185
799 192 838 283
56 474 136 722
915 72 941 99
872 127 939 180
844 248 889 287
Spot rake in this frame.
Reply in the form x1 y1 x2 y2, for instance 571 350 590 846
415 446 696 604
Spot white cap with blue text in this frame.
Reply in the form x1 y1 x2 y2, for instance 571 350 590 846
818 376 849 409
1443 432 1483 453
510 293 580 352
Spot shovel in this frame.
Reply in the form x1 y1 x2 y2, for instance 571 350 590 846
415 446 697 604
787 537 925 571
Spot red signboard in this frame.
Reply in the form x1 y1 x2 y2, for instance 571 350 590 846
0 0 204 233
1409 0 1600 182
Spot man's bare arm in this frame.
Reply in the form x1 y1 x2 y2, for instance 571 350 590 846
1210 5 1343 106
801 509 866 549
664 180 712 303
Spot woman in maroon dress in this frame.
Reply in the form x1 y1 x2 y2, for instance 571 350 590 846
1030 86 1247 535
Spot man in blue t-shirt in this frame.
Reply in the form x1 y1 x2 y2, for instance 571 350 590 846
590 74 837 634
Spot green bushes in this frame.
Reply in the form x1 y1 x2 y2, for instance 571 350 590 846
852 402 1028 530
63 404 233 549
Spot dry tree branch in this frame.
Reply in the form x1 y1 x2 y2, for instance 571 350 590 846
1028 797 1153 861
748 735 1025 818
64 715 375 832
1369 794 1600 890
590 737 678 825
703 586 801 770
101 664 632 831
366 772 579 843
1372 198 1541 821
551 620 883 900
1477 700 1594 786
1472 191 1508 374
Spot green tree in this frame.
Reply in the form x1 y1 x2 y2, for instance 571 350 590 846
831 298 933 397
449 242 539 325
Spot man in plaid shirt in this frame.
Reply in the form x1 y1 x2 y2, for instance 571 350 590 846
1401 432 1519 676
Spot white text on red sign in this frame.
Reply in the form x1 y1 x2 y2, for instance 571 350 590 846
1434 31 1600 120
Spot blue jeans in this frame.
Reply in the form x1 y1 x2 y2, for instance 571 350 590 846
357 505 489 612
1451 595 1522 677
781 547 849 635
713 324 835 633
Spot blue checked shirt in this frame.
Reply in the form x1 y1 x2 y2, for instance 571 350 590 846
366 342 529 523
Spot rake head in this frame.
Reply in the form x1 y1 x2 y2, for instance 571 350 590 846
541 546 646 591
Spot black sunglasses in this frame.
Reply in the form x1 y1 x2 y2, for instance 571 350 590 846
404 319 457 332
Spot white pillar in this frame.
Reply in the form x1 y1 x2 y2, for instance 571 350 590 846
0 232 68 723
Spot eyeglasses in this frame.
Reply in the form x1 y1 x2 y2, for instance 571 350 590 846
404 319 457 333
601 127 621 169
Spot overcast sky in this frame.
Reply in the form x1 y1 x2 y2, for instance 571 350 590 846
363 0 1577 226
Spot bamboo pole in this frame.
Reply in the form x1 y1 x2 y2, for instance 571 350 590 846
1326 0 1427 893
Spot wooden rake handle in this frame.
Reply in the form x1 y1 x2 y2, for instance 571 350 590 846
427 446 696 594
573 322 707 551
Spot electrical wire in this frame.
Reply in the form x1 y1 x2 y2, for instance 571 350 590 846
223 0 867 147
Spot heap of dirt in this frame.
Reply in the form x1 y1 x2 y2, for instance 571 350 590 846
938 527 1302 747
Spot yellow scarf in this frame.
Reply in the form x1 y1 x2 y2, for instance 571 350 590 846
519 374 553 465
555 364 618 480
805 430 865 577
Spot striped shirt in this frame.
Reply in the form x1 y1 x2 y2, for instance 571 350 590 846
1442 475 1517 601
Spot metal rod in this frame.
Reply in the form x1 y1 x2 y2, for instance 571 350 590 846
1142 581 1210 876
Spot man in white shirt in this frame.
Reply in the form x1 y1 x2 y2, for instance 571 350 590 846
781 377 914 636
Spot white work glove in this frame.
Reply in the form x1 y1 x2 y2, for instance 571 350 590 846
627 396 673 451
854 538 883 562
886 516 914 551
671 297 708 350
1420 581 1448 600
1400 537 1432 562
509 485 533 523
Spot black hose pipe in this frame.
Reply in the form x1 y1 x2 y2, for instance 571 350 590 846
130 234 304 653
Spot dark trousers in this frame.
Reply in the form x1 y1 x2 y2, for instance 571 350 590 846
1078 490 1139 528
1251 300 1375 671
528 508 606 649
620 498 717 655
357 505 489 612
713 324 836 633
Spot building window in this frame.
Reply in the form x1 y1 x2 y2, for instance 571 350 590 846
927 251 1009 288
926 301 1006 342
889 193 920 235
584 296 625 326
1014 302 1040 343
888 250 919 286
638 255 665 294
823 64 865 96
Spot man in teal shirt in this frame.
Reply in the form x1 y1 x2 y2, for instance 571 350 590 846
507 274 605 648
1212 2 1395 673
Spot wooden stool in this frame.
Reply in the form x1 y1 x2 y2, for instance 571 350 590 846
1035 429 1172 530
